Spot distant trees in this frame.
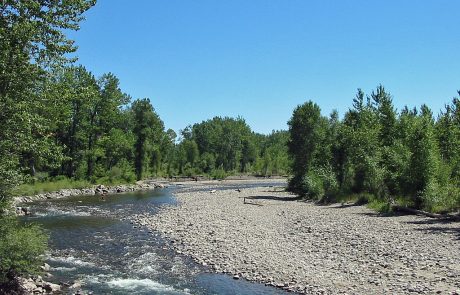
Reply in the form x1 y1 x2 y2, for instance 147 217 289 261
287 86 460 213
167 117 290 178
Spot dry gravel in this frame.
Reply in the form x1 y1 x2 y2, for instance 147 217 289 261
134 182 460 294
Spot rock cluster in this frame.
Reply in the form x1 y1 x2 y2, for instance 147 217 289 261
19 264 89 295
133 185 460 294
19 263 61 294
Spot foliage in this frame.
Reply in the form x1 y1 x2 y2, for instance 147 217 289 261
287 101 324 193
131 98 165 180
0 217 48 283
0 0 94 284
286 87 460 212
12 177 90 196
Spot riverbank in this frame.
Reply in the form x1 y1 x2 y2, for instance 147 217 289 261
13 180 169 208
133 183 460 294
12 176 285 206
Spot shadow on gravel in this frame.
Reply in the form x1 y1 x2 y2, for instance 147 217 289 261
351 211 413 218
327 203 362 208
245 195 303 202
414 226 460 240
405 219 460 240
406 219 458 225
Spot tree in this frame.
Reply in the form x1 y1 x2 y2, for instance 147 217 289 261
132 98 164 180
0 0 95 288
342 89 382 195
0 0 97 182
408 110 440 207
189 116 253 173
287 101 324 193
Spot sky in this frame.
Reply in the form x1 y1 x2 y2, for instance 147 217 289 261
68 0 460 135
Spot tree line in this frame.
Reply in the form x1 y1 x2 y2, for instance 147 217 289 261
287 86 460 213
12 64 290 184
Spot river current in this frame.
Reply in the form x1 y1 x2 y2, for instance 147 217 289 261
24 182 286 294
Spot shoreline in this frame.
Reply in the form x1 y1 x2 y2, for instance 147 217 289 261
13 176 286 204
12 177 286 213
133 183 460 294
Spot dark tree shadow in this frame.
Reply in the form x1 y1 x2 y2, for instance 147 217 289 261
406 219 454 225
414 226 460 240
351 210 414 218
244 195 303 202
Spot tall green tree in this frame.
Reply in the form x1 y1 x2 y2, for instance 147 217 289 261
132 98 164 180
287 101 323 193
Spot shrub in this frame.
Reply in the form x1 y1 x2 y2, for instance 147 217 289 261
211 168 227 180
0 217 47 283
317 166 339 198
422 180 460 213
300 172 324 200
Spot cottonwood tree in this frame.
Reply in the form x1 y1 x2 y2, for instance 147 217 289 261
0 0 95 287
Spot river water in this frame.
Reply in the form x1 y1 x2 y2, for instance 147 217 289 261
24 182 287 294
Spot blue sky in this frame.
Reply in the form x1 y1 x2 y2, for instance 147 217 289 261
69 0 460 134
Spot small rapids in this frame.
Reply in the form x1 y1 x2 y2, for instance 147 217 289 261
23 184 286 294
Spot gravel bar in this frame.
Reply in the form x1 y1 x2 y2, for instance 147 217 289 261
133 181 460 294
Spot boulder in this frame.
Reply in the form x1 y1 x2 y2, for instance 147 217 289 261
43 282 61 292
20 278 38 292
70 281 82 289
95 184 108 195
40 263 50 272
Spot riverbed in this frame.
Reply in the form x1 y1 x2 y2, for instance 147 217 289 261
23 181 287 294
134 184 460 294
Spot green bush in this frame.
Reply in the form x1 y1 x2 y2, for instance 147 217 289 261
301 172 325 200
367 197 392 213
422 180 460 213
211 168 227 180
317 166 339 198
0 217 48 283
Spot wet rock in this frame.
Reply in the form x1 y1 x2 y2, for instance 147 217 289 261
40 263 50 272
70 280 82 289
43 282 61 292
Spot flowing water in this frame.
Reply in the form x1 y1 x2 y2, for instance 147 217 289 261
23 182 287 294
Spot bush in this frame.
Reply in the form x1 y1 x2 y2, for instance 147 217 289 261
211 168 227 180
300 172 324 200
0 217 48 283
422 180 460 213
296 167 339 201
367 197 392 213
317 166 339 198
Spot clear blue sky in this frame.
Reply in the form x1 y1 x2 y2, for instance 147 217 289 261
69 0 460 135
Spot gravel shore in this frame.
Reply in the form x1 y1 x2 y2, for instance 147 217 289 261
134 181 460 294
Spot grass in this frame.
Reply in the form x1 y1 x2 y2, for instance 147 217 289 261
12 178 91 196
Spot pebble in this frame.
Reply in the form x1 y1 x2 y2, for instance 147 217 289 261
130 181 459 295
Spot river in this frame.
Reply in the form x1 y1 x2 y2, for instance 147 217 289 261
23 182 287 294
